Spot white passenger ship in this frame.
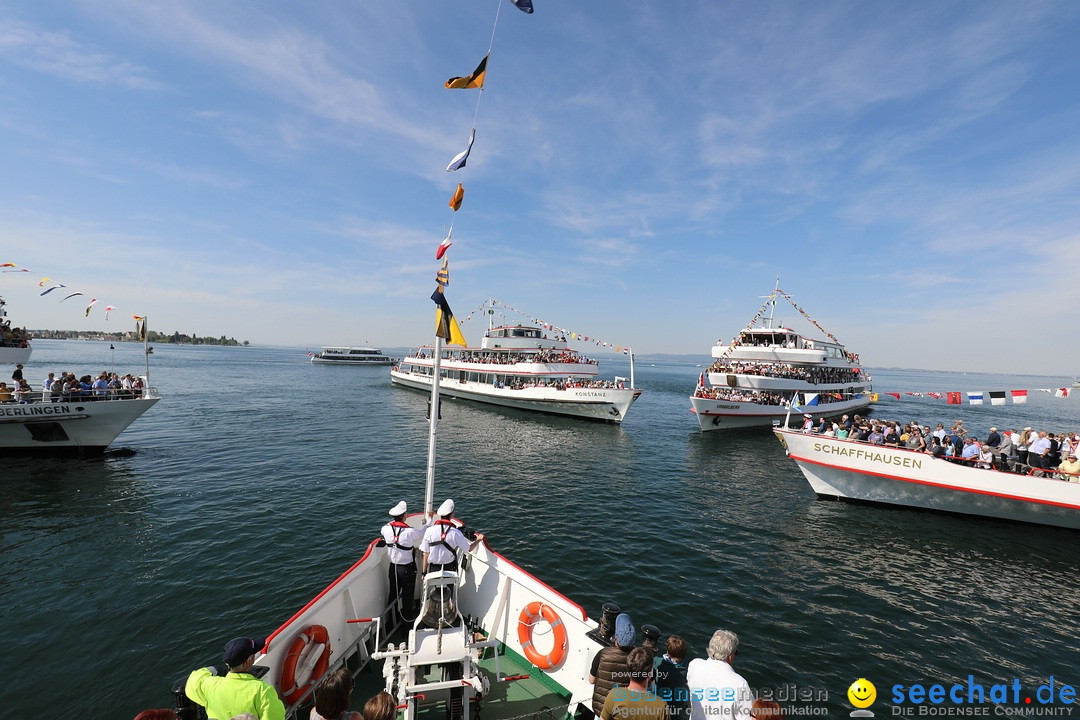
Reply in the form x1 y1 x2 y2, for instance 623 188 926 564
690 285 871 431
391 321 641 423
775 426 1080 530
310 346 398 365
0 295 160 456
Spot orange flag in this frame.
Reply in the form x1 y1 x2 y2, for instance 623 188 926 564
449 183 465 211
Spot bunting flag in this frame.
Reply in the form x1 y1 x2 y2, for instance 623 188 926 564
927 392 942 399
104 305 116 321
446 128 476 172
0 262 15 268
60 292 84 303
967 392 984 405
1011 390 1027 404
509 0 534 12
947 392 962 405
459 298 634 355
449 183 465 211
436 258 449 288
445 54 488 89
1057 388 1070 398
85 298 99 317
40 283 66 296
431 287 467 346
436 232 453 260
885 392 900 400
989 391 1007 406
868 392 879 402
38 277 49 286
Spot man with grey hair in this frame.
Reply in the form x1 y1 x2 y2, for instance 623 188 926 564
686 629 752 720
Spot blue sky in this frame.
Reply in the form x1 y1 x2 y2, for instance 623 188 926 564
1 1 1078 375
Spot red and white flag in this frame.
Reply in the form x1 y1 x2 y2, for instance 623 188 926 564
1057 387 1070 398
436 231 453 260
1011 389 1028 404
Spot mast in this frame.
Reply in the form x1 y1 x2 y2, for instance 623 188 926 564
424 335 443 517
143 315 150 395
763 275 780 330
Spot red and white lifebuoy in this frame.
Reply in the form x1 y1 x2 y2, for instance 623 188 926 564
279 624 331 705
517 602 568 670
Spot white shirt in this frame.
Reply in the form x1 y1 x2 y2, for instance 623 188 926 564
381 521 423 565
686 657 752 720
1029 436 1051 458
420 519 472 565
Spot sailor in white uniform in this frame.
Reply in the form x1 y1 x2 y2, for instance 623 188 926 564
381 500 422 623
420 499 483 574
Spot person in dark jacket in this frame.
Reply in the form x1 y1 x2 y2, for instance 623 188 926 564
589 613 636 715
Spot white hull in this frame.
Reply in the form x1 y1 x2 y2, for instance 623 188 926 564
391 368 640 423
0 344 32 365
253 515 601 718
311 357 396 365
690 394 871 431
775 428 1080 529
0 394 160 456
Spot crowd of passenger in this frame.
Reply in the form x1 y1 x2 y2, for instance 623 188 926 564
693 386 851 407
0 363 145 403
1 321 31 348
414 349 598 366
799 415 1080 481
705 361 860 385
490 377 628 390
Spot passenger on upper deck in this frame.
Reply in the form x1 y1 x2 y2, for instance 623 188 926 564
590 612 636 716
600 647 667 720
686 629 752 720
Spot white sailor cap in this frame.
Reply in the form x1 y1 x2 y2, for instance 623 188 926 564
389 501 407 516
437 498 455 516
804 414 812 418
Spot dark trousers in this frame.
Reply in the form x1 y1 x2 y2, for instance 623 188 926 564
389 561 417 623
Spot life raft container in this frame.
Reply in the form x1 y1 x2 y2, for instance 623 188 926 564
517 602 567 670
279 624 331 705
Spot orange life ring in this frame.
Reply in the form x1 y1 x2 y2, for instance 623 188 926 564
279 624 332 705
517 602 567 670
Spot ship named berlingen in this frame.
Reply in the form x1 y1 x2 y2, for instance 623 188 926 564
0 295 159 457
391 301 641 423
690 282 871 431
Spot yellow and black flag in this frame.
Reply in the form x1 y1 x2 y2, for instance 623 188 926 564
431 263 466 347
445 54 488 89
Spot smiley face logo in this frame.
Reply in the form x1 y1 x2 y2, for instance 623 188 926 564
848 678 876 708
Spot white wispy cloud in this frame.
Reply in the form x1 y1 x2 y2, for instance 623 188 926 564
0 19 157 88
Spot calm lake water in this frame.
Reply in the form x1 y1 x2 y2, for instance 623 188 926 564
2 340 1078 718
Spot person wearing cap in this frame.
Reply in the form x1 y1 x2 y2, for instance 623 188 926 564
985 427 1001 449
185 636 284 720
589 612 636 715
799 413 813 433
419 499 483 574
381 500 423 624
686 629 752 720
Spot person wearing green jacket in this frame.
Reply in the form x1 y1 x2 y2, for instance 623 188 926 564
185 636 285 720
